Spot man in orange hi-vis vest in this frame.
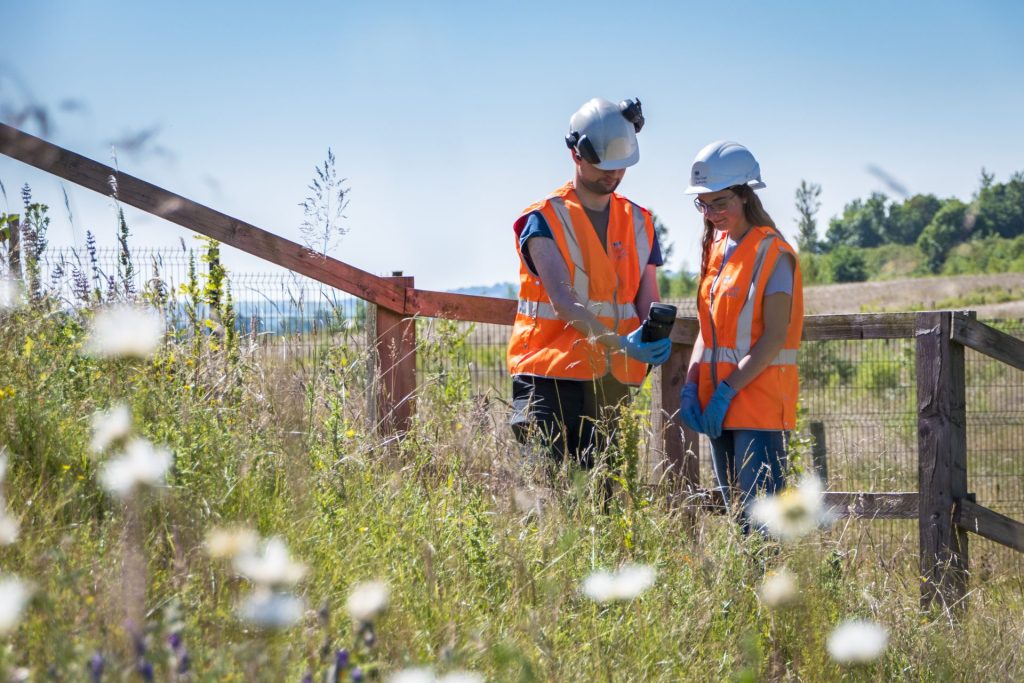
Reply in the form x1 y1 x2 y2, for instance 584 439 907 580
507 97 672 468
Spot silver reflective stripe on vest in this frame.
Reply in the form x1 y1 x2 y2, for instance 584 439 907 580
517 299 637 321
734 234 777 355
702 346 798 366
548 197 590 303
630 202 651 275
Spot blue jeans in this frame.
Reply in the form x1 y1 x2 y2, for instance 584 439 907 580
709 430 787 524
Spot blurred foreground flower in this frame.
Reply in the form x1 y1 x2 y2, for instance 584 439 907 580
237 588 305 629
84 305 164 358
346 580 390 622
387 669 435 683
99 438 173 498
0 510 19 546
0 576 32 634
581 564 656 603
750 475 828 541
0 279 23 310
438 673 484 683
90 403 133 453
234 537 307 587
827 619 889 664
205 526 259 560
387 669 484 683
513 488 543 517
757 567 798 607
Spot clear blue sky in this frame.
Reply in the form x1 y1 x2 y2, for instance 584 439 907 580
2 0 1022 291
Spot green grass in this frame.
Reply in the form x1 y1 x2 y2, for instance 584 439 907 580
2 300 1024 681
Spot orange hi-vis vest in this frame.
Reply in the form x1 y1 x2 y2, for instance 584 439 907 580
506 182 656 386
697 225 804 430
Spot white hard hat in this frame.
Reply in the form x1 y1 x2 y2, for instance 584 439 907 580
684 140 766 194
565 98 643 170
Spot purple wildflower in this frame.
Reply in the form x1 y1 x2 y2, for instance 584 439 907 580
89 651 105 682
350 667 364 682
137 659 154 682
300 671 314 683
167 631 183 653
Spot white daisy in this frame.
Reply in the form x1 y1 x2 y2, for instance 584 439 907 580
236 588 304 629
84 305 164 358
0 511 19 546
0 279 23 311
90 403 133 453
346 580 390 622
827 619 889 664
750 475 828 542
0 576 32 634
205 526 260 560
439 672 485 683
387 668 436 683
98 438 173 498
757 567 798 607
581 564 656 603
233 537 307 587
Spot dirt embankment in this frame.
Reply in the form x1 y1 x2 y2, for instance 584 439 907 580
804 272 1024 317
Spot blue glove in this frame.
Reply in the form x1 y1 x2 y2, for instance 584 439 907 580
700 381 737 438
679 382 703 433
619 327 672 366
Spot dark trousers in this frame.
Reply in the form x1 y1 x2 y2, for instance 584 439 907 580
509 374 630 468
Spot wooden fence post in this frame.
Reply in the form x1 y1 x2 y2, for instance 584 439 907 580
651 342 699 504
809 420 828 483
373 273 416 439
916 311 969 609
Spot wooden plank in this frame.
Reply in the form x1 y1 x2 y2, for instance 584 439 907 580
650 343 699 497
954 499 1024 553
375 276 417 437
951 312 1024 372
0 123 407 311
669 312 919 345
405 288 516 325
801 313 918 340
824 492 918 519
916 311 969 609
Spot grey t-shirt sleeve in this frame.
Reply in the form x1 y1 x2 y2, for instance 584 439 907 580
518 211 553 275
764 253 795 296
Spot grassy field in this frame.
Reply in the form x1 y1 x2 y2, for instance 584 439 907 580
1 294 1024 682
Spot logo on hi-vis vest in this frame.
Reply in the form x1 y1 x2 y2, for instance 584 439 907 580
611 241 626 260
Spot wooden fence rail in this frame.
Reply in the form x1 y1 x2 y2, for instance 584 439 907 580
3 124 1022 610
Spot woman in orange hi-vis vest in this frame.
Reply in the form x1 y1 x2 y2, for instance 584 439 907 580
507 98 672 468
678 141 804 529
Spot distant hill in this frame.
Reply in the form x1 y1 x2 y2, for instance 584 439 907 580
449 282 517 299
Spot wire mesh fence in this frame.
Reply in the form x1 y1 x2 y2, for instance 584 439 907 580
27 247 1024 570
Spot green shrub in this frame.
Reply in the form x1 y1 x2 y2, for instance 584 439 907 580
826 245 868 283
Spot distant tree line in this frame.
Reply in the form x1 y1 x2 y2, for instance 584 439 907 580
795 169 1024 283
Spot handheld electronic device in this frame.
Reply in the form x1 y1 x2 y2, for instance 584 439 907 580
641 302 678 342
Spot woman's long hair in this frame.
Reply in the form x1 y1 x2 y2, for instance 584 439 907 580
699 184 777 280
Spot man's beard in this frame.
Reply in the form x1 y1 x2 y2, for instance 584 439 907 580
578 174 621 196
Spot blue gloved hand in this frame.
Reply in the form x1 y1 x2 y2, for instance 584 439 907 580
679 382 703 433
700 381 737 438
619 326 672 366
